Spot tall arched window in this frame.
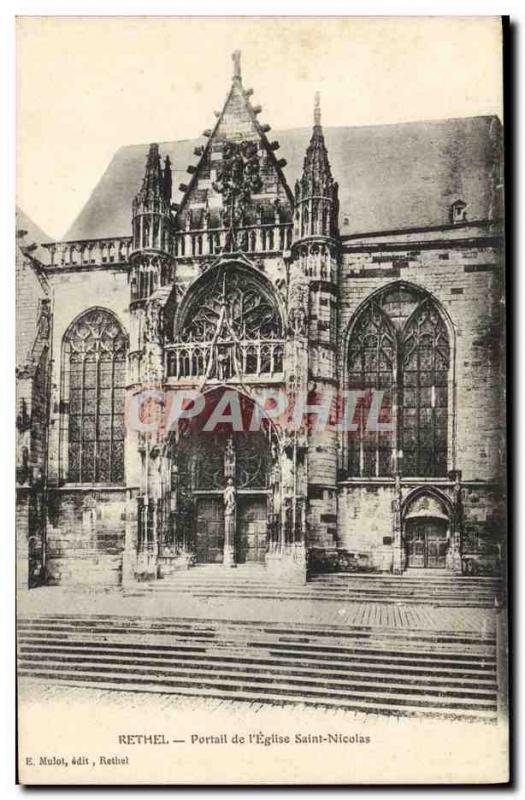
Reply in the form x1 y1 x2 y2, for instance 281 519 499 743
401 301 450 476
63 309 127 483
346 285 450 478
347 302 396 477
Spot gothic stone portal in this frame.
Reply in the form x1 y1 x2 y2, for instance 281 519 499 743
165 409 276 568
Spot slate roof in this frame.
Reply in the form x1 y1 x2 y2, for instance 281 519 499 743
63 115 502 242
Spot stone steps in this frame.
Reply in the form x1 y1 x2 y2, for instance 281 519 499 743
125 568 501 608
17 615 498 722
18 644 496 683
17 616 494 651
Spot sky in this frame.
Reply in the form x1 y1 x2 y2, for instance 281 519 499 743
16 16 503 240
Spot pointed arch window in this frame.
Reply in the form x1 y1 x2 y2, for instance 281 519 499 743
347 302 396 477
346 286 451 478
177 267 283 343
62 309 127 483
166 266 284 381
401 301 450 476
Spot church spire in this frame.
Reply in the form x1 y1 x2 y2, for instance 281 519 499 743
134 143 171 208
232 49 242 82
313 90 321 127
293 93 339 241
302 93 334 188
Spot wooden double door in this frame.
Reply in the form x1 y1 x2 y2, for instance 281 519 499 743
405 518 449 569
195 495 267 564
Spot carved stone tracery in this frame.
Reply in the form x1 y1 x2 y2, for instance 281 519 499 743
212 140 263 252
166 266 284 380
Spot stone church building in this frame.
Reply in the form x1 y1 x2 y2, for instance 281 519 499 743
16 53 506 589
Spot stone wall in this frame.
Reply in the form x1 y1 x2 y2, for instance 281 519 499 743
16 245 51 588
23 219 505 584
334 224 505 569
462 483 507 552
337 482 395 570
338 224 505 483
45 489 127 586
16 248 48 366
307 486 338 549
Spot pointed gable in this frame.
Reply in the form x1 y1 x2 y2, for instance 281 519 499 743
175 51 293 234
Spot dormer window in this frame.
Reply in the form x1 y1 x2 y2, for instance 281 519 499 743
450 199 467 224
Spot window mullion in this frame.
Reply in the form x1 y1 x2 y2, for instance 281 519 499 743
109 353 115 482
394 345 400 476
94 346 100 483
65 311 127 485
79 350 86 483
375 345 380 478
417 347 422 476
358 362 364 477
432 342 437 475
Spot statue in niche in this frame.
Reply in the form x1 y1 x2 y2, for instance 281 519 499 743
216 347 230 382
270 439 281 486
37 299 51 339
223 476 237 566
223 477 237 517
144 299 163 344
288 282 309 337
392 474 402 537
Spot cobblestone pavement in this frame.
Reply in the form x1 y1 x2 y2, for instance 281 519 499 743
18 586 496 634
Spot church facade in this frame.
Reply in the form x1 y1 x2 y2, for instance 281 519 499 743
16 53 506 589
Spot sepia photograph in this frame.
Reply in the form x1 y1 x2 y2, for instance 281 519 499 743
14 14 508 785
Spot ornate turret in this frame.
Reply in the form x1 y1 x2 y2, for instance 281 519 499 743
293 93 339 242
288 94 340 555
130 144 174 302
132 144 173 256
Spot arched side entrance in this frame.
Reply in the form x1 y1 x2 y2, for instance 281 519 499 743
402 493 451 570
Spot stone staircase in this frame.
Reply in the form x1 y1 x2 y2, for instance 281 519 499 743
17 614 498 721
129 565 502 608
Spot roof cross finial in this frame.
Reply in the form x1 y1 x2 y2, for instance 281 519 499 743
232 50 242 81
314 91 321 126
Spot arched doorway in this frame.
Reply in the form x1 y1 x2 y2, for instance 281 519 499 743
187 428 272 564
403 494 450 570
162 387 279 567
